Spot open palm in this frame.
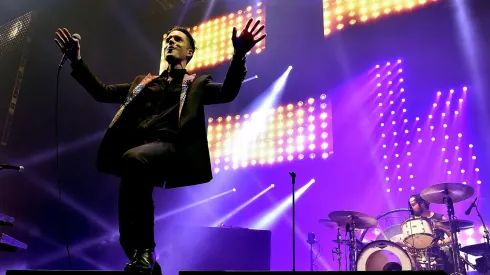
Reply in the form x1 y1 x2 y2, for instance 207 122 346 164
232 18 267 58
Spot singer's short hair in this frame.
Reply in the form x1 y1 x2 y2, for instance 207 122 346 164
410 194 430 209
165 26 197 62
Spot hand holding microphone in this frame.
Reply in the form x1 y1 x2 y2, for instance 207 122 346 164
54 28 81 65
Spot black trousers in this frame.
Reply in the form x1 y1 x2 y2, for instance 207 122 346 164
118 141 176 260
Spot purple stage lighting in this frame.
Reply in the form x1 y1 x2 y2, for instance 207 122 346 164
372 60 480 193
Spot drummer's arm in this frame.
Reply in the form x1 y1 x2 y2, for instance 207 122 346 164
438 216 453 246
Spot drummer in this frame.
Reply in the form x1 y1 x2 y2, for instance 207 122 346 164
409 194 452 245
409 194 455 273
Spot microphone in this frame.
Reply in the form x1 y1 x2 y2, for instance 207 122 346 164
59 33 81 69
0 164 24 171
465 197 478 215
307 232 317 245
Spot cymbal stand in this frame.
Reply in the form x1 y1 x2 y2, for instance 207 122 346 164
348 218 358 271
331 227 342 271
474 203 490 275
443 195 464 275
474 202 489 244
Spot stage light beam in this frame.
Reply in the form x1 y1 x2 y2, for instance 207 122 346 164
210 184 274 227
249 178 315 229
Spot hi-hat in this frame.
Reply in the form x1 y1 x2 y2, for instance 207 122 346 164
328 210 378 229
420 182 474 204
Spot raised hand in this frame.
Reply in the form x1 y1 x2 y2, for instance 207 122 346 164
232 18 267 58
54 28 81 61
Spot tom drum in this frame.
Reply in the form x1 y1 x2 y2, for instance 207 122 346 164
401 217 435 249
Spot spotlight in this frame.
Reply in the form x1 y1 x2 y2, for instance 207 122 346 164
254 75 259 78
288 65 293 70
232 188 236 192
270 184 275 188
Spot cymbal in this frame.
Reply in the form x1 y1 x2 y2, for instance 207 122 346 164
328 210 378 229
460 243 490 257
420 182 474 204
434 220 474 231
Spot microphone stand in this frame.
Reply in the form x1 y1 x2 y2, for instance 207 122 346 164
307 232 316 272
289 172 296 272
474 202 490 244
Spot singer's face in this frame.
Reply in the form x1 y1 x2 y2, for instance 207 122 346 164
164 31 193 64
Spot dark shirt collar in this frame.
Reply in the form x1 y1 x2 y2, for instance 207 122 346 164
161 68 188 78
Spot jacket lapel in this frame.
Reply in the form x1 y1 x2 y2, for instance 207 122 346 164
109 73 158 128
179 73 196 123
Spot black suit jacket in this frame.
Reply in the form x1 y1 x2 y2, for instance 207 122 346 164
70 56 247 188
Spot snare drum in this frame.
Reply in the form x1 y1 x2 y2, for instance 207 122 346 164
401 217 435 249
356 240 414 271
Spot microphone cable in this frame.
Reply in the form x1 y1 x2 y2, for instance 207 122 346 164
55 56 74 270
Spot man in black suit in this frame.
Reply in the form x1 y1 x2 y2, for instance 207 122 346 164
54 18 265 274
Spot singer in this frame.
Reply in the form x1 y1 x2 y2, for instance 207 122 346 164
409 194 455 274
54 19 266 274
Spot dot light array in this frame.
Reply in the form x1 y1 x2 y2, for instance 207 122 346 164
322 0 438 37
372 60 481 193
159 2 266 74
207 95 333 174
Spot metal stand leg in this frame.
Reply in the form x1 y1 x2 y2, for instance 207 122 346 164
331 227 342 271
348 219 358 271
444 196 465 275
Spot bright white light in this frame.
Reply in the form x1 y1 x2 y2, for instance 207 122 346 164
232 188 236 192
288 66 293 70
270 184 275 188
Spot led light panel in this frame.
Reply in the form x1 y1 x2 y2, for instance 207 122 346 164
160 2 266 74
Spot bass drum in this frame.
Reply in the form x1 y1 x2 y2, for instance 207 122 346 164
356 240 414 271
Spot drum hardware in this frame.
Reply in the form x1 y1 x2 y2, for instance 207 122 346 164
331 227 342 271
471 196 490 245
421 182 475 275
461 253 477 271
463 196 490 275
306 232 317 271
328 210 378 271
475 256 490 275
461 243 490 275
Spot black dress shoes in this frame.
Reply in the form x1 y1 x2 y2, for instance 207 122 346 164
124 249 161 274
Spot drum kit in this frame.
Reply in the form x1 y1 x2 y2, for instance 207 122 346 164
319 182 490 275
